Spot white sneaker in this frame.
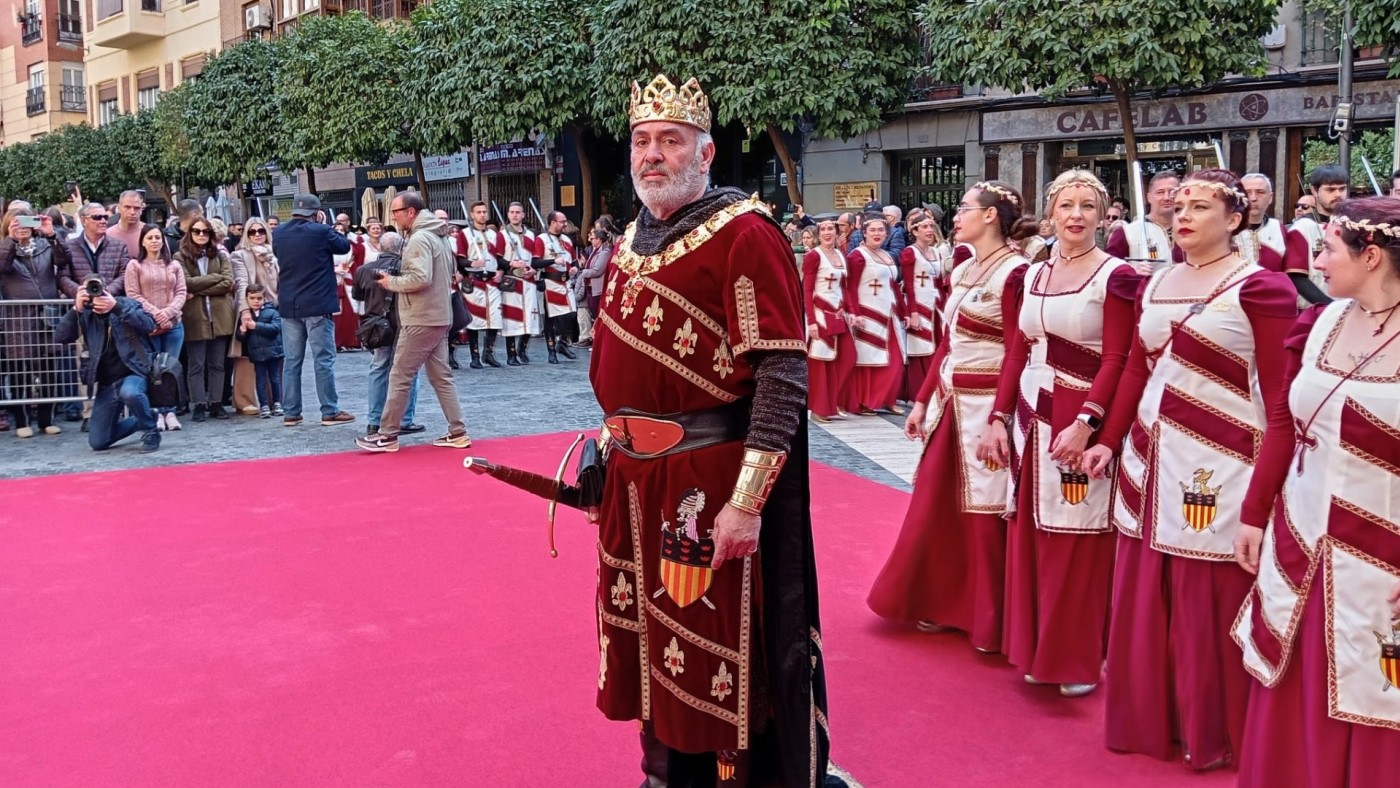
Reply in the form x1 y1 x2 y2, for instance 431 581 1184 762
165 413 182 431
156 413 167 431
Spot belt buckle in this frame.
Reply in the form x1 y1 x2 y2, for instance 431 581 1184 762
602 415 685 458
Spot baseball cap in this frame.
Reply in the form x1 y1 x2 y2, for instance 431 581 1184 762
290 193 321 218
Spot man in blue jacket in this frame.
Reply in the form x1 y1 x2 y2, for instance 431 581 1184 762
55 284 161 453
271 193 355 427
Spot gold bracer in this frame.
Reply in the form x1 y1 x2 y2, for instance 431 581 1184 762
729 449 787 515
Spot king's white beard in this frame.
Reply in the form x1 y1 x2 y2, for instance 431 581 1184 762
633 151 709 219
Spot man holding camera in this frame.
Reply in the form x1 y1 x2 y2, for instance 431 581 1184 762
54 278 160 453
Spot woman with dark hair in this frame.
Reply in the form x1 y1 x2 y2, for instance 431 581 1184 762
0 206 75 436
176 217 234 423
845 216 907 414
1082 169 1297 769
868 181 1033 653
990 170 1139 697
803 218 855 422
126 223 186 430
900 211 948 397
1233 196 1400 786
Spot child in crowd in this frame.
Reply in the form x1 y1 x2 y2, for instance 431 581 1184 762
237 284 284 419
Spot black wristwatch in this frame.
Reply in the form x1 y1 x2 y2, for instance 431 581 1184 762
1076 413 1102 431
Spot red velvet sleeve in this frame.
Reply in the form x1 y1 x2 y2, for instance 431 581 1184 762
1283 228 1311 275
1080 265 1143 421
1240 305 1324 525
890 257 907 320
723 220 807 359
1258 245 1286 274
1238 275 1313 526
801 250 821 327
916 329 950 405
844 249 865 313
900 246 916 305
990 263 1032 419
1095 277 1153 449
1104 226 1129 260
488 230 506 258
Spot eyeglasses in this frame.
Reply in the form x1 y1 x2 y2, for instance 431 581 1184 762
85 214 110 221
1295 203 1310 209
191 229 211 237
390 206 410 215
248 229 267 237
954 204 988 214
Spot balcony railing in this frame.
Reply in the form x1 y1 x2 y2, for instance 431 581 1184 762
59 12 82 44
21 14 42 45
97 0 161 21
341 0 418 19
26 87 46 117
907 27 965 103
60 85 86 112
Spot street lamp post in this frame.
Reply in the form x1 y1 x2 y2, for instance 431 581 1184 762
1337 0 1354 171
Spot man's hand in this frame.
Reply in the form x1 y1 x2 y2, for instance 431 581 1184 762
91 294 116 314
711 503 760 571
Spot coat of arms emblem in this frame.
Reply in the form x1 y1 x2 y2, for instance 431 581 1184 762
1060 468 1089 505
657 488 716 609
1179 468 1221 532
1376 629 1400 692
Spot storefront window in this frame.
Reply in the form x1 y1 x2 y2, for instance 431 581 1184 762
894 152 965 233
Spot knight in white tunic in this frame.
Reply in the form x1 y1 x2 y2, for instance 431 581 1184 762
1286 164 1351 308
491 202 542 365
538 210 580 364
1106 170 1181 275
459 201 502 369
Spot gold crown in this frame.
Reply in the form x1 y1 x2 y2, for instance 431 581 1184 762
630 74 712 133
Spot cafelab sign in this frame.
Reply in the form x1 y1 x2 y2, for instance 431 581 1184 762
981 80 1400 144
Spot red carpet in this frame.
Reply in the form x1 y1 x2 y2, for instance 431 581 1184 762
0 433 1231 787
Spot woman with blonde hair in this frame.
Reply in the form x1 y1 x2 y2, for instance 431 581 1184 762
989 169 1140 697
901 210 950 397
230 216 279 413
803 218 856 421
845 216 907 414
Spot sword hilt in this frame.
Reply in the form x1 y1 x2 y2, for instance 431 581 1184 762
462 457 495 474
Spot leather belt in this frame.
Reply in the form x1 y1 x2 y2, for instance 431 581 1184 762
541 270 570 283
469 270 495 280
604 399 751 460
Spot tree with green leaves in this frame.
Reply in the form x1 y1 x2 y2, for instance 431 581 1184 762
1304 128 1396 191
407 0 596 223
590 0 919 206
276 12 409 193
180 37 283 202
919 1 1280 175
105 109 185 209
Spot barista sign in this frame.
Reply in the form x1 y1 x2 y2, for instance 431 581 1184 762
981 80 1400 144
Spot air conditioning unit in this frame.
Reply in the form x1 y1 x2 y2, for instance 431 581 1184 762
245 5 271 31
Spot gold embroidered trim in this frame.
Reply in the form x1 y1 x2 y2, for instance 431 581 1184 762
598 542 638 572
643 277 728 340
645 599 742 663
597 312 739 403
738 555 752 748
650 667 741 725
1339 396 1400 477
598 599 642 633
731 275 805 356
1158 384 1262 466
628 482 651 718
1322 542 1400 732
615 197 771 279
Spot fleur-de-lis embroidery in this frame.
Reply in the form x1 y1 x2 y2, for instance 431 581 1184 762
643 296 665 336
663 637 686 676
712 344 733 379
673 318 697 358
610 572 633 611
599 633 610 689
620 278 646 319
710 662 733 701
605 273 619 307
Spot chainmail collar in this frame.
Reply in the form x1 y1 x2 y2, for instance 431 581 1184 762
630 187 750 256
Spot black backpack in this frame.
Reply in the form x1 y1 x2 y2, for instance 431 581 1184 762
147 351 184 410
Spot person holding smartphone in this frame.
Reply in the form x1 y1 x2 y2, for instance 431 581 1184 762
0 206 76 437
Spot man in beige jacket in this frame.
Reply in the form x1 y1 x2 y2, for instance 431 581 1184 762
356 192 470 453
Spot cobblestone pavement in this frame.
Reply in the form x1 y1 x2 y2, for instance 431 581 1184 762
0 346 910 491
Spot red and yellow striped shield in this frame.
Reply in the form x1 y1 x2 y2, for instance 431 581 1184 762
661 558 713 608
1381 641 1400 690
1181 492 1218 532
1060 471 1089 505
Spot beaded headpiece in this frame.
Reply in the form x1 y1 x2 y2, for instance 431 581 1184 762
1330 214 1400 243
1045 173 1110 210
629 74 712 133
1179 179 1247 207
973 181 1019 206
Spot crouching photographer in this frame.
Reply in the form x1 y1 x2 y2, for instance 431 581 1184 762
54 277 161 453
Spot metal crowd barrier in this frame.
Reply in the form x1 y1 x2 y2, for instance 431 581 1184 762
0 298 83 407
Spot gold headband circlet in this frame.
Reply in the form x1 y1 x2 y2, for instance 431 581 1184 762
1046 176 1110 209
1180 179 1247 206
1330 214 1400 240
973 181 1019 206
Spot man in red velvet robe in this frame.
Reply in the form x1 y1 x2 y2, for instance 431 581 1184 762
587 74 840 787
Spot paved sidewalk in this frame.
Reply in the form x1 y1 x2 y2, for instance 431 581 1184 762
0 348 912 491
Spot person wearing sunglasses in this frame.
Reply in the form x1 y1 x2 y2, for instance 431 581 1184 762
177 218 236 422
62 203 128 299
231 217 281 415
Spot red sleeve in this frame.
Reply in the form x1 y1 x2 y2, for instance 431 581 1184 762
916 330 950 405
951 244 973 267
890 258 906 320
724 219 806 358
1096 276 1153 449
844 249 865 313
1080 265 1142 421
801 250 821 327
1257 245 1286 274
990 264 1031 419
1105 226 1129 259
488 230 506 258
1240 304 1325 526
1236 271 1306 523
899 246 916 304
1283 228 1311 275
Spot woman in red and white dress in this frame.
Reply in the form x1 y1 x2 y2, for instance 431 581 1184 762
1082 170 1297 770
804 219 855 422
1233 197 1400 787
333 225 366 351
846 217 907 414
868 181 1034 652
901 211 947 399
989 170 1139 696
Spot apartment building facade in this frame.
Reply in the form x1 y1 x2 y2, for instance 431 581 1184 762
0 0 87 144
84 0 222 128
